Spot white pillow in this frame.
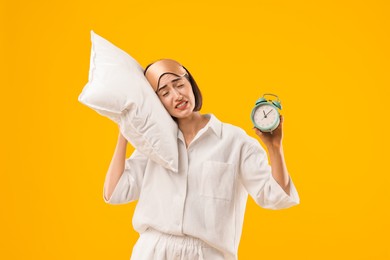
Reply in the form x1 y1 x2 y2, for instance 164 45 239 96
78 30 178 172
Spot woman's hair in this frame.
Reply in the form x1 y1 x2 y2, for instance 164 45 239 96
144 63 203 112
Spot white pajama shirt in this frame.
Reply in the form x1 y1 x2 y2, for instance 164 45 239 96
104 114 300 259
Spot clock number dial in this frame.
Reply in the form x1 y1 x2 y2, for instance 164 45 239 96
254 104 278 129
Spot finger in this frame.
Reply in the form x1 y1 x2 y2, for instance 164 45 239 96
272 117 283 132
253 127 263 136
278 115 284 130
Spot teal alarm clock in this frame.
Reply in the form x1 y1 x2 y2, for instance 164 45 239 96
251 93 282 133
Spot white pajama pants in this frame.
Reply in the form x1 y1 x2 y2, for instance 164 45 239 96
130 228 226 260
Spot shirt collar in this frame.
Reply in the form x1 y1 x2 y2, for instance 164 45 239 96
204 113 222 138
177 113 222 142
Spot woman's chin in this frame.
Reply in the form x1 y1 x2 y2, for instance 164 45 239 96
168 104 195 119
170 109 195 120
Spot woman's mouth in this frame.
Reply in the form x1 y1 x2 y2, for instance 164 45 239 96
175 101 189 110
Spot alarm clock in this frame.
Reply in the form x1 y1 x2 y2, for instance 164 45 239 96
251 93 282 133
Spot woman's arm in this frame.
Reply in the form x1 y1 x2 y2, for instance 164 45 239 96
103 130 128 201
267 144 291 195
254 115 291 195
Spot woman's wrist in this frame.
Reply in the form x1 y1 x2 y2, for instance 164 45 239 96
267 143 283 154
118 131 128 144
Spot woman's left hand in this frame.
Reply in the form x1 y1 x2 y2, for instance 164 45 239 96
253 115 284 149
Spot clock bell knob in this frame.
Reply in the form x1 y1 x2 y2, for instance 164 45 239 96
272 100 282 110
255 97 267 105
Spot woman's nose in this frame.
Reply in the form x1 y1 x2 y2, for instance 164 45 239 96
172 88 183 100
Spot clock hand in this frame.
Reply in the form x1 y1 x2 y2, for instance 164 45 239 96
262 111 268 120
265 109 273 116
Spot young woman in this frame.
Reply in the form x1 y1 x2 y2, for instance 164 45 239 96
103 59 300 260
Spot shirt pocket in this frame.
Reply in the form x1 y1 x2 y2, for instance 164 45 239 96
200 161 235 201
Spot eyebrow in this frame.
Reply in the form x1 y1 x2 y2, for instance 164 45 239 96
157 77 183 93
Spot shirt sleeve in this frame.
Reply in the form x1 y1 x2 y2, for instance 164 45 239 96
103 149 148 204
238 140 300 210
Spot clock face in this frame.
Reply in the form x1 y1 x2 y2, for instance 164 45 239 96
253 104 278 129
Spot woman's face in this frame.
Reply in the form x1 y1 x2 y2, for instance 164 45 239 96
156 73 196 119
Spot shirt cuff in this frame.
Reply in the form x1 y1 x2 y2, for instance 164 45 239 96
103 171 132 204
267 174 300 209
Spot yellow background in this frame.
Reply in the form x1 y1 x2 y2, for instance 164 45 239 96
1 0 389 259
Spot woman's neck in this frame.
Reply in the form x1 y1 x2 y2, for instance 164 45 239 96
177 112 209 145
